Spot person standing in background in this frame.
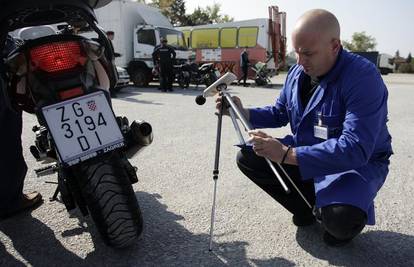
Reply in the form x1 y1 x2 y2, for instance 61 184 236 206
238 47 250 87
152 37 176 92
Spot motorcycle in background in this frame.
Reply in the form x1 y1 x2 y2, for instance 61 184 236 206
176 62 220 88
1 0 152 248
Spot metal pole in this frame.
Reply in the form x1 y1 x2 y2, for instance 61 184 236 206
209 93 225 251
229 108 245 145
223 92 290 193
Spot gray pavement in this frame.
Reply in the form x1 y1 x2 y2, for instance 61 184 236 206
1 73 413 266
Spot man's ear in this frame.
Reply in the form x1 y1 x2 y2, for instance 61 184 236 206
332 39 341 53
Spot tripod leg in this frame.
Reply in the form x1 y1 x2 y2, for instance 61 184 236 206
209 95 224 251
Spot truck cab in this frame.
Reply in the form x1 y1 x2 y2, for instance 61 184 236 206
93 0 190 87
131 25 190 86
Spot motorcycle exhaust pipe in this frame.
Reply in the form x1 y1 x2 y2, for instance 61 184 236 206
124 120 153 158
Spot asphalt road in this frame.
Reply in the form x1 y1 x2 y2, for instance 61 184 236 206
1 73 413 267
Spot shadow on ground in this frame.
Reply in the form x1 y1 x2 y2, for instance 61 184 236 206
0 192 295 267
296 224 414 267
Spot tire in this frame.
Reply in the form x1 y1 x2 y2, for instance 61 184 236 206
131 68 149 87
75 155 143 248
178 73 190 88
255 76 267 86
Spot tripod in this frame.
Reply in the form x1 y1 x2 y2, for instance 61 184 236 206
207 86 313 251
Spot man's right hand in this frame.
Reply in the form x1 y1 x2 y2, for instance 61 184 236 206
215 95 249 120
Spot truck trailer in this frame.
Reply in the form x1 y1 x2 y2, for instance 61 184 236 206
178 6 286 80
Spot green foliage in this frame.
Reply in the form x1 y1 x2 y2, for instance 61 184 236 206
343 31 377 52
397 63 413 73
187 7 211 25
170 0 188 26
150 0 233 26
406 52 412 63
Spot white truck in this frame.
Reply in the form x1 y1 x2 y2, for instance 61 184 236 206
94 0 190 86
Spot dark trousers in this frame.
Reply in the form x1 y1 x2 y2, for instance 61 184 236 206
0 102 27 214
237 148 367 240
159 64 173 91
238 66 248 86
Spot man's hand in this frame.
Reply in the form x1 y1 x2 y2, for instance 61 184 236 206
215 95 249 119
248 130 288 163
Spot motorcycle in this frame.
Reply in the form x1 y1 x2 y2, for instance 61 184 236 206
176 62 220 88
1 0 152 248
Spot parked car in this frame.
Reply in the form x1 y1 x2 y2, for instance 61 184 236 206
116 66 130 87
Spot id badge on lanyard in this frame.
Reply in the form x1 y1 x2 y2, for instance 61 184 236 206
314 112 328 140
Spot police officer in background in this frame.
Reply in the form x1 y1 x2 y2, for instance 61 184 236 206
0 35 43 219
216 9 392 247
152 37 176 92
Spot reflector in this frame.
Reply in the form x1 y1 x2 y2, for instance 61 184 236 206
59 87 84 100
30 41 87 73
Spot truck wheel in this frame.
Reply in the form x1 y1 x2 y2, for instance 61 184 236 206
75 155 143 248
131 69 149 87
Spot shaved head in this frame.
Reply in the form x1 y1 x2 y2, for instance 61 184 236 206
293 9 340 42
292 9 342 77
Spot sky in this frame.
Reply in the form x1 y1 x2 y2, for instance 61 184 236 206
183 0 414 57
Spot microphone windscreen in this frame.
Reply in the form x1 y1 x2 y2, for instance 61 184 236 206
195 95 206 105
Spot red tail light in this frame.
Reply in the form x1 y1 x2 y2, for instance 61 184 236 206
30 41 87 73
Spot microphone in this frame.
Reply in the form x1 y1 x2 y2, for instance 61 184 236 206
195 72 237 105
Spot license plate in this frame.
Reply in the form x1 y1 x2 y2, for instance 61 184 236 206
42 91 124 166
215 70 221 78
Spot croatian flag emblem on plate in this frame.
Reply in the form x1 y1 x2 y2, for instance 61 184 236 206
87 100 97 111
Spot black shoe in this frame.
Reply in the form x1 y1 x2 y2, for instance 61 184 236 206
323 231 353 247
168 88 174 92
0 192 43 219
292 214 316 227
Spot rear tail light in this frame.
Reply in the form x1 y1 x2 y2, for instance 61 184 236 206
30 41 87 73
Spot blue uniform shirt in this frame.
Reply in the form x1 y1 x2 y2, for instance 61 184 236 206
248 49 392 224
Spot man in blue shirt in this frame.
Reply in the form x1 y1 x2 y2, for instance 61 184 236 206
216 9 392 246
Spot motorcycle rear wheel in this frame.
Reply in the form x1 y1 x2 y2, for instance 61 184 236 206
75 154 143 248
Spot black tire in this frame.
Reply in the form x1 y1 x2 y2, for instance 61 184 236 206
178 73 190 88
75 155 143 248
255 76 267 86
131 68 149 87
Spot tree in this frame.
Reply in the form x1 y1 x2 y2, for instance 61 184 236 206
169 0 188 26
343 31 377 52
150 0 233 26
395 50 400 58
406 52 412 63
187 7 212 26
205 4 234 23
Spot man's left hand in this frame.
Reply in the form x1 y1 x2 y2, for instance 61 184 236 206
248 130 286 163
